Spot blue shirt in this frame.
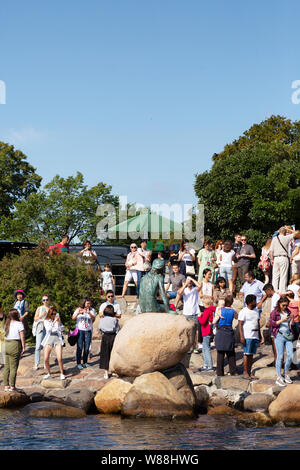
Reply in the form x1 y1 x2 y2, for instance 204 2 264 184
240 279 264 306
218 308 235 327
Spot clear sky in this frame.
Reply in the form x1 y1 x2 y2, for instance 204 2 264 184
1 0 300 212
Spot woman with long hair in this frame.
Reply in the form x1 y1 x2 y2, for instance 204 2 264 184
41 306 65 380
219 240 236 292
72 298 96 370
3 309 26 392
197 240 217 283
33 294 50 370
178 239 196 277
270 297 295 387
258 238 272 284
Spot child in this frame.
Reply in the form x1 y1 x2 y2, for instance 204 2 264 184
99 304 120 379
101 264 115 294
198 296 216 371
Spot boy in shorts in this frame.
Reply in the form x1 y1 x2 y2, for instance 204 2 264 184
238 294 262 379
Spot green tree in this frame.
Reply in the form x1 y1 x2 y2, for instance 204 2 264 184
194 119 300 249
0 242 99 332
0 172 119 243
0 142 41 218
212 115 300 161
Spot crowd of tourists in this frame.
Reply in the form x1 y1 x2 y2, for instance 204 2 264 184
0 225 299 391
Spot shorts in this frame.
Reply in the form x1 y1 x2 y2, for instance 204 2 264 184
125 270 138 283
45 333 61 348
103 283 114 293
184 314 199 325
167 291 178 299
219 266 233 281
243 338 259 355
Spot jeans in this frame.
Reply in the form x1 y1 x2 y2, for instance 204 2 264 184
136 271 146 297
202 334 213 368
275 332 294 376
76 330 92 365
35 324 46 366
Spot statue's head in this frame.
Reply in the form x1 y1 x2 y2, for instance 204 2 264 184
151 258 165 274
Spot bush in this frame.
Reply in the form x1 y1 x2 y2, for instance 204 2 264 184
0 241 99 335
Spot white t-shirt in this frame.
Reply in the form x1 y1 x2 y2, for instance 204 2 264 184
99 301 122 317
271 292 281 311
238 307 260 340
182 286 200 316
6 320 24 340
101 271 113 285
74 308 96 331
220 250 235 267
287 284 300 301
180 249 196 263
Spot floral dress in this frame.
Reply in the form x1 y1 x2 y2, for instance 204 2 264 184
197 249 217 282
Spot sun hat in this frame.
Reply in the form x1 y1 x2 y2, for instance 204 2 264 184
13 289 26 299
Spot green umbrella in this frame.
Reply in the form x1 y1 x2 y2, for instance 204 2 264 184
107 212 183 239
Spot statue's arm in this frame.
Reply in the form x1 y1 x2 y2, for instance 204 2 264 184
158 280 170 312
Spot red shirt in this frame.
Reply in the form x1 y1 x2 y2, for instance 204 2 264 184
198 306 216 336
289 301 300 323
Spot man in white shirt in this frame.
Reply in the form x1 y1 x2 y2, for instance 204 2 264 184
99 291 122 318
177 276 202 353
239 271 264 308
269 226 300 292
238 294 262 379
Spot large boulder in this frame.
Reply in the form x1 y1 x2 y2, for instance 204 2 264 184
0 390 30 408
269 384 300 423
45 388 95 413
110 313 195 377
121 372 195 418
243 393 274 412
94 379 133 414
22 401 86 418
162 363 198 410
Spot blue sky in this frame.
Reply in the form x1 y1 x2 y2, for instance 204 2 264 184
1 0 300 212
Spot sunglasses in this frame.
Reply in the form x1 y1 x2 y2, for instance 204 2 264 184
241 239 247 241
107 295 114 298
42 299 49 302
130 246 137 249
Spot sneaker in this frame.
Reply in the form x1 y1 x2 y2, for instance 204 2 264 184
43 374 51 380
77 365 84 370
83 363 91 368
284 374 293 384
60 374 65 380
193 349 200 354
197 344 203 350
34 364 39 370
104 373 109 380
275 377 286 387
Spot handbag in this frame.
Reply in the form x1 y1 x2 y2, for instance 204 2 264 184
67 327 79 346
185 260 195 276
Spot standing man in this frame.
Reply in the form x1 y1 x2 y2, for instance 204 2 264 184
99 290 122 318
136 240 152 298
239 271 264 308
232 234 242 293
49 235 70 255
236 235 256 286
238 294 262 379
270 226 300 293
164 261 186 309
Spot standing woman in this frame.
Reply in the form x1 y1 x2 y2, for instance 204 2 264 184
41 306 65 380
213 295 238 377
72 298 96 370
258 238 272 285
13 289 29 337
79 240 99 271
197 240 217 283
178 239 196 277
270 297 295 387
219 240 236 292
3 309 26 392
199 268 214 307
213 277 231 305
33 295 50 370
215 240 223 278
0 303 6 368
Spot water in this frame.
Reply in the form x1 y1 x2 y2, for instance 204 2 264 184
0 409 299 450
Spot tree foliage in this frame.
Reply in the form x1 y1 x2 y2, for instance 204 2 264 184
0 142 41 218
0 242 99 332
0 172 119 243
195 116 300 249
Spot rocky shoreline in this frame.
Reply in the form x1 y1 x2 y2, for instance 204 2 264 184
1 306 300 426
